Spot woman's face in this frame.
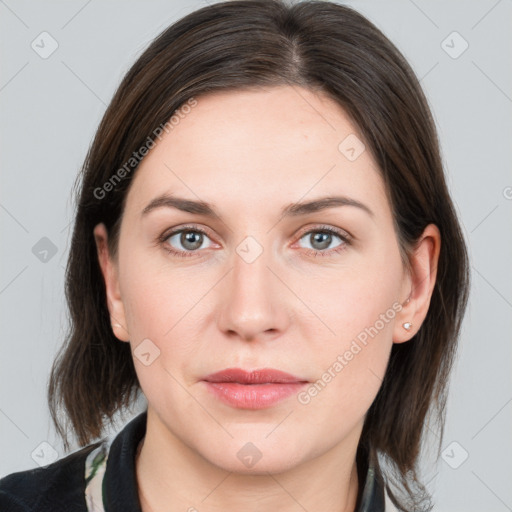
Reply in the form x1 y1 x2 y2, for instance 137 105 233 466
97 85 413 474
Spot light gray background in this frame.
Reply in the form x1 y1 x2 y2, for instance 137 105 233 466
1 0 511 510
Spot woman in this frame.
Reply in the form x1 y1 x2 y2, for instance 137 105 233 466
0 1 469 511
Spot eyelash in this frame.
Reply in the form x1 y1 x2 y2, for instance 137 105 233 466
157 224 351 259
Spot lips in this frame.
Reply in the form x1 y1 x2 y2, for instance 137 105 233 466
202 368 308 409
203 368 307 384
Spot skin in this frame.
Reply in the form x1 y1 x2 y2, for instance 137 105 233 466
94 85 440 512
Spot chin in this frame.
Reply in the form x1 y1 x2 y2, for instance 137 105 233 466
201 437 307 475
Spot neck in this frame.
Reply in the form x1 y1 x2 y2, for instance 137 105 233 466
135 408 364 512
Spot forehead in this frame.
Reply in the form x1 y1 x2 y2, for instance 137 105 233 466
123 86 389 221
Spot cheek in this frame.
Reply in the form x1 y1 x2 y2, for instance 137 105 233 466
308 237 403 344
119 265 198 414
299 245 402 414
119 253 209 380
298 305 394 434
120 244 196 338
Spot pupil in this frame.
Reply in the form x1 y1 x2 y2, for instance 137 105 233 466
182 231 202 250
313 232 330 250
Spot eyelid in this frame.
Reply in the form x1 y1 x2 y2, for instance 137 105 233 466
293 224 352 244
159 223 351 243
159 223 216 243
158 222 353 256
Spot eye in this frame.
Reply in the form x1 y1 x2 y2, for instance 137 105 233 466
296 226 350 257
158 224 351 259
160 226 214 258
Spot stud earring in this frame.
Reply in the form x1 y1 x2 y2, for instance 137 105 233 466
402 322 412 331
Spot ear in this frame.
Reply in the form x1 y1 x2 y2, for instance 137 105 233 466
393 223 441 343
93 223 130 342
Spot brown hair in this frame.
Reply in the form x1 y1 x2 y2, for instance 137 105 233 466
48 1 470 510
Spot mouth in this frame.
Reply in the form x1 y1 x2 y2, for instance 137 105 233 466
202 368 309 409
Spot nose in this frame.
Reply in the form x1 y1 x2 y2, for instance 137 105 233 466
217 239 290 342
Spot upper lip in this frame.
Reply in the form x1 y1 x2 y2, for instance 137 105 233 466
203 368 308 384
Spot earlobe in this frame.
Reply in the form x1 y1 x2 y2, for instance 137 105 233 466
393 291 414 344
93 223 130 342
393 224 441 344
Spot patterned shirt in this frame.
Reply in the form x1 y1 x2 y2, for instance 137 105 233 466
1 410 399 511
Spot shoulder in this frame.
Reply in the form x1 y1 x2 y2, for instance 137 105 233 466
0 442 101 512
0 411 147 512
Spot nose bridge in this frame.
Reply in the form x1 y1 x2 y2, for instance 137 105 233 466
233 234 271 293
218 231 287 340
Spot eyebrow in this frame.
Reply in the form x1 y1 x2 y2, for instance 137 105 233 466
141 194 374 219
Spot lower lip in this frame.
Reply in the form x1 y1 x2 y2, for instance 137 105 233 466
203 381 308 409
